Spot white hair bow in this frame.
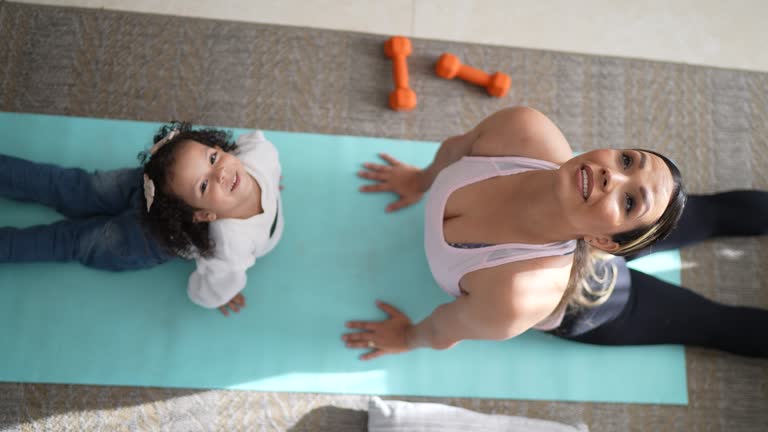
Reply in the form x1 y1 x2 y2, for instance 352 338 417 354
149 129 180 155
143 174 156 212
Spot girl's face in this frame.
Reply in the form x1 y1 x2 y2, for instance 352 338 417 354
555 149 675 250
168 140 257 221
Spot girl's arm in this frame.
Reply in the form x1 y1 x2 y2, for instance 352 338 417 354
188 259 248 311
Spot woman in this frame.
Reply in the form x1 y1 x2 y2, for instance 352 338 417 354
342 106 768 359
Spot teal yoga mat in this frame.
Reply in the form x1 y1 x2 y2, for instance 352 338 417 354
0 112 687 404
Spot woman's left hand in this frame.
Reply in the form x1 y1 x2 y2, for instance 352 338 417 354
343 300 414 361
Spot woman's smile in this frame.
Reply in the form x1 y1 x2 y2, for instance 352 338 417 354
578 165 594 201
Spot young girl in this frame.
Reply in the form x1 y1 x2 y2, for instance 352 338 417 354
0 122 284 316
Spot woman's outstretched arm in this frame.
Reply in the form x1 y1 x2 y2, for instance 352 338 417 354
357 106 573 212
343 268 557 360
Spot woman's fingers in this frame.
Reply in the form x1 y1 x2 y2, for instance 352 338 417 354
376 300 406 319
345 341 376 349
343 331 372 341
346 321 375 330
219 306 230 316
363 162 392 172
343 332 375 347
360 350 385 361
343 321 379 347
342 323 376 348
343 302 412 360
357 170 388 181
343 327 383 359
359 183 389 193
386 197 414 212
342 329 381 353
378 153 401 166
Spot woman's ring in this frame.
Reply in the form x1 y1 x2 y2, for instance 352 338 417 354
368 340 376 348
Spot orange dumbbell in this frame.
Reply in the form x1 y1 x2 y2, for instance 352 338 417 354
384 36 417 111
435 53 511 97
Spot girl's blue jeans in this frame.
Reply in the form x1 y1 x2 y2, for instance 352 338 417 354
0 154 173 271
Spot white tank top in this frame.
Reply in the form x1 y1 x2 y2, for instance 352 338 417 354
423 156 576 330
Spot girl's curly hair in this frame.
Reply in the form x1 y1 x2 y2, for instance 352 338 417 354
138 121 238 258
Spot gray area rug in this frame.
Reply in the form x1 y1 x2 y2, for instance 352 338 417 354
1 2 766 431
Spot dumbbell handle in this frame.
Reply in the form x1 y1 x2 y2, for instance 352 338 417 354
392 55 410 89
456 64 491 87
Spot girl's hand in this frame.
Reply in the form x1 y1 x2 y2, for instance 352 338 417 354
343 301 414 360
219 293 246 316
358 153 427 212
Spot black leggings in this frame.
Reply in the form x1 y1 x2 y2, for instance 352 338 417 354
554 191 768 358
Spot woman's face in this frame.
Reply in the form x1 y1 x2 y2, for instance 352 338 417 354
168 140 256 221
556 149 675 249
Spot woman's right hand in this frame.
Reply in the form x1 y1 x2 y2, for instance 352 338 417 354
343 300 416 361
358 153 427 212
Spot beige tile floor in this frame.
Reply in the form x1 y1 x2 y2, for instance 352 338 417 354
13 0 768 72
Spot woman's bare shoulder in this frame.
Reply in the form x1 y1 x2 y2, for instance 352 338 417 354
469 107 573 164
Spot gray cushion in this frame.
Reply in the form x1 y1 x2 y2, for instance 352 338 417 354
368 397 589 432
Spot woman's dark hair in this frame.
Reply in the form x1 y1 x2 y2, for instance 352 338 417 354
138 121 238 258
609 149 687 256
